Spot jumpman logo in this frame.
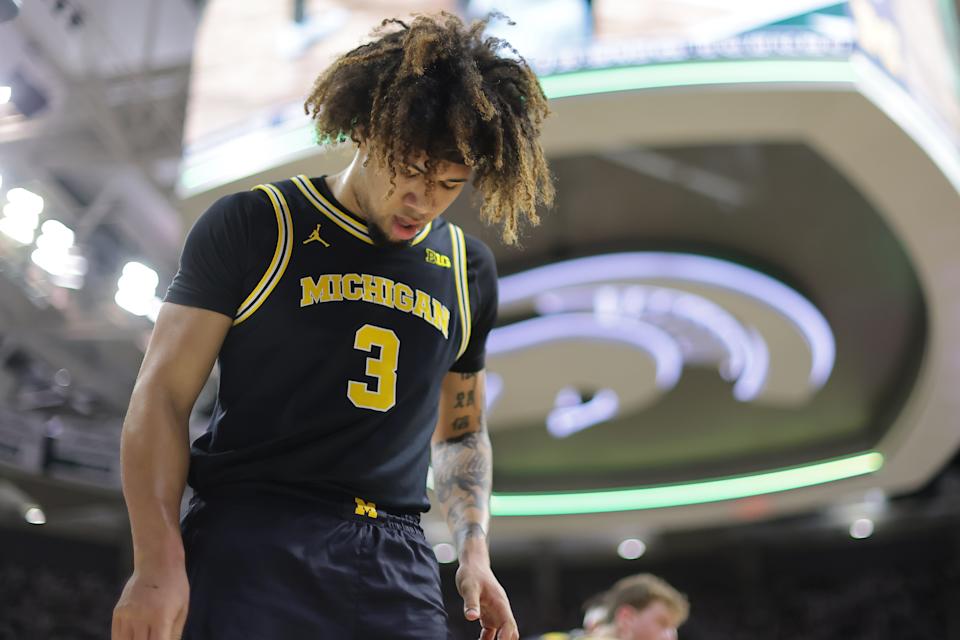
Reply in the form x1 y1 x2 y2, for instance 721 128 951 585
303 224 330 247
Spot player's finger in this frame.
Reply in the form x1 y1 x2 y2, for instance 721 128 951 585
111 612 124 640
125 621 146 640
479 627 496 640
154 614 174 640
497 617 519 640
461 582 481 621
122 619 143 640
172 604 188 640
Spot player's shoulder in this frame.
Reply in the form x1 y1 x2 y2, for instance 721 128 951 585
432 218 495 270
460 229 496 272
200 185 276 233
205 186 272 217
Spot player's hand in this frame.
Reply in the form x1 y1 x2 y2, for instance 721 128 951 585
112 565 190 640
456 558 518 640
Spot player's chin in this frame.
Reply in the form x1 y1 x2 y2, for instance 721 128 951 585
368 220 413 249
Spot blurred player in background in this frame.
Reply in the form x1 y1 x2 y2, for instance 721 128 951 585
534 573 688 640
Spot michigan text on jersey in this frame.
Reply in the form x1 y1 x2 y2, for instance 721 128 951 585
299 273 451 338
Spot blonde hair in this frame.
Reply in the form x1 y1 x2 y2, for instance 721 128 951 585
604 573 690 625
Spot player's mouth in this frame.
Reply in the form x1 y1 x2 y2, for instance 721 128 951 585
391 216 424 241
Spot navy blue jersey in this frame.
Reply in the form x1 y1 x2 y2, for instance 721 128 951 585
165 175 498 512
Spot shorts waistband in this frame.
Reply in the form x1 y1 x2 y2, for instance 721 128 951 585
190 486 422 532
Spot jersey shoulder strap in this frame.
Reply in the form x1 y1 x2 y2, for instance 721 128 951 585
447 222 472 359
233 182 294 326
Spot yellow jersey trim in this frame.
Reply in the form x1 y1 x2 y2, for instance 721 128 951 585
449 224 472 359
292 174 432 246
411 221 433 246
234 184 293 326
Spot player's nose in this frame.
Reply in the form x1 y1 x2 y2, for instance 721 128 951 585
402 191 432 218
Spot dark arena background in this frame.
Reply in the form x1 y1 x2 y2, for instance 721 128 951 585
1 1 960 638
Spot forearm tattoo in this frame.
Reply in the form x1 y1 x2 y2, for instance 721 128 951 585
433 373 492 551
432 430 492 551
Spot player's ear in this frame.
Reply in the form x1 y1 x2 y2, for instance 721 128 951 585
351 123 369 146
614 604 637 629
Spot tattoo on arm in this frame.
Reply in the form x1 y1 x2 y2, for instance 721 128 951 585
432 429 492 551
454 390 476 408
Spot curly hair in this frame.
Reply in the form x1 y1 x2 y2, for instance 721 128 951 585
304 12 554 245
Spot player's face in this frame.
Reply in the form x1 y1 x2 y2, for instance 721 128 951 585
618 601 680 640
357 147 471 248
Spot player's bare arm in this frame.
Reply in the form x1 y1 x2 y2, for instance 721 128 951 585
432 370 518 640
433 371 492 549
112 303 232 640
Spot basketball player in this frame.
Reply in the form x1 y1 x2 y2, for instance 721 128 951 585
111 13 553 640
533 575 686 640
599 574 688 640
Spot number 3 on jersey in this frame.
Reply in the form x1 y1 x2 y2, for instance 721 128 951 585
348 324 400 412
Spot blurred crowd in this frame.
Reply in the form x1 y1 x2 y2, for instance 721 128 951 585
526 561 954 640
0 563 116 640
0 546 953 639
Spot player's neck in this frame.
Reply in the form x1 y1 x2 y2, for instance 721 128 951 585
327 154 370 223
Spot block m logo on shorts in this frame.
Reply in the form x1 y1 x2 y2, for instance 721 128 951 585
354 497 378 519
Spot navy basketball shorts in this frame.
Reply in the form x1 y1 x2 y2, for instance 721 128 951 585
179 490 450 639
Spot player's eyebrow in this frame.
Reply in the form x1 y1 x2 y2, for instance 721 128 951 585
410 162 468 183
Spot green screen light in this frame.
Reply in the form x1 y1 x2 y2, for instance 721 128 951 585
490 451 883 516
540 59 856 100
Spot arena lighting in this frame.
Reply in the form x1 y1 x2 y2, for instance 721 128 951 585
0 187 44 245
0 86 10 104
537 285 751 380
5 186 44 210
533 284 774 400
498 252 835 391
732 328 770 402
0 480 44 525
24 507 46 525
489 451 883 516
31 220 88 289
115 261 162 321
432 543 457 564
546 388 620 438
487 313 684 390
849 517 874 539
539 59 857 100
617 538 646 560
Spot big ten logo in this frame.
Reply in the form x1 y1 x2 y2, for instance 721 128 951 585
425 248 451 268
849 0 905 78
